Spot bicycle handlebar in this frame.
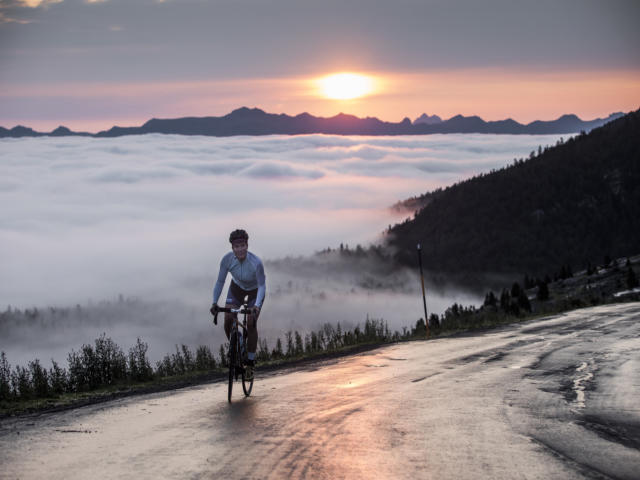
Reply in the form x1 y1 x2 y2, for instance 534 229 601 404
210 305 254 325
218 306 252 314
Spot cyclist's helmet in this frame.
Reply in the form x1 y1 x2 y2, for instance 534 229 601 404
229 229 249 244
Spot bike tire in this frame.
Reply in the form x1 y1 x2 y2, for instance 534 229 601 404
228 333 237 403
242 369 253 396
228 364 234 403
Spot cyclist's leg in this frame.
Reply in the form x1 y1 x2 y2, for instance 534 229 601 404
246 292 260 356
223 307 236 340
247 311 258 354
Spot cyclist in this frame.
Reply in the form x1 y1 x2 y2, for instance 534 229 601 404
211 229 265 380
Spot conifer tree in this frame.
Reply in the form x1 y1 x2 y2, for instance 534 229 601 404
285 331 294 357
518 290 532 312
0 352 11 400
294 331 303 356
627 267 639 289
537 281 550 301
272 338 284 359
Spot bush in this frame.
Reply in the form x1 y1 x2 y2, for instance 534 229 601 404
11 366 32 399
29 359 50 398
195 345 217 371
257 339 270 363
94 334 127 386
49 359 67 395
128 338 153 382
67 334 127 391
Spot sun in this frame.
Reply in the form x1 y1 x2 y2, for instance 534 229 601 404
317 73 375 100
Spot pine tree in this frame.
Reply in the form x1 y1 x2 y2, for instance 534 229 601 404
257 339 270 362
484 291 497 308
500 289 511 311
29 359 49 398
0 352 11 400
285 331 294 357
518 290 532 312
414 319 426 336
49 359 67 395
627 267 639 289
218 344 227 367
294 331 303 356
537 281 550 301
272 338 284 359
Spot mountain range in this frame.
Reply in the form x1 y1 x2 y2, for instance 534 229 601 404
387 108 640 276
0 108 625 138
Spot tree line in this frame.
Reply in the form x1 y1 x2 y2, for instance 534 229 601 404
3 253 637 405
0 317 418 403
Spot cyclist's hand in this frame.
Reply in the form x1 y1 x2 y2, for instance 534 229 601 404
210 304 219 324
250 305 261 317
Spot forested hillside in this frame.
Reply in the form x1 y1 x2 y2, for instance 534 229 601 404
388 108 640 276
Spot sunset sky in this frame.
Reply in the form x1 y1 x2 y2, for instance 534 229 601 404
1 0 639 131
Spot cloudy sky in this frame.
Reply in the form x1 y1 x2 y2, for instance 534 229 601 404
1 0 639 131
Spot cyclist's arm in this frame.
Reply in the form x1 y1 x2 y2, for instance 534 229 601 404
255 261 266 308
212 257 229 305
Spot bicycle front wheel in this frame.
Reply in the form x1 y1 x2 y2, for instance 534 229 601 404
228 364 234 402
228 334 237 403
242 369 253 396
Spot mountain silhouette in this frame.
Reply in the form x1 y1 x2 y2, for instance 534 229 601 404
413 113 443 125
387 108 640 276
0 107 626 138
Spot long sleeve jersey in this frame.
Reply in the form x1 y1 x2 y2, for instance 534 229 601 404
212 251 266 307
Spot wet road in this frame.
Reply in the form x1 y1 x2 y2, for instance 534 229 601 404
2 302 640 479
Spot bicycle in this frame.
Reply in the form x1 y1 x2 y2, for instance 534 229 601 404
211 304 254 402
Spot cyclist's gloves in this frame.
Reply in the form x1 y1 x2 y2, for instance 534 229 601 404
210 304 219 325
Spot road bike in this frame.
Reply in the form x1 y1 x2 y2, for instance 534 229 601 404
211 304 254 402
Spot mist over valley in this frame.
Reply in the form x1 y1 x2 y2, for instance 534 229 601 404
1 133 563 367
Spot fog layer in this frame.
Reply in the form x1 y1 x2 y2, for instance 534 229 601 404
1 133 561 365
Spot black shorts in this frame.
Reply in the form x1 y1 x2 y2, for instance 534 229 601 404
225 281 260 308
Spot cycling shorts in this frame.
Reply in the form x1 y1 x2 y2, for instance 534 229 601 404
225 281 260 308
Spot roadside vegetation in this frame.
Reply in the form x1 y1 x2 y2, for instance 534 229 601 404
0 317 413 414
2 255 638 416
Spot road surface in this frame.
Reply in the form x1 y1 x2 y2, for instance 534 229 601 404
2 302 639 479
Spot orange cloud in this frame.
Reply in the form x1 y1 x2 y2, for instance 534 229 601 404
17 0 63 7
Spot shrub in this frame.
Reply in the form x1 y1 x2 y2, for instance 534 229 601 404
49 359 67 395
29 359 50 398
128 338 153 382
195 345 217 371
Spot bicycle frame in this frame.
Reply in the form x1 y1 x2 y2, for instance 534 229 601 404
212 304 254 402
229 310 248 374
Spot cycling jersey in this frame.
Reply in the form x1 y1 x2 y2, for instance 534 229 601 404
212 251 266 307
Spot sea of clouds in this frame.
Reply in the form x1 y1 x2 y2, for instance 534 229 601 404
0 133 562 365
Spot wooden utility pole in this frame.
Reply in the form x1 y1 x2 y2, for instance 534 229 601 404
417 243 430 338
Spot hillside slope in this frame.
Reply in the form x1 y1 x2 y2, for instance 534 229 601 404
388 109 640 276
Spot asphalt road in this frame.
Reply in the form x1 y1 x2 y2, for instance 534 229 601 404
2 302 639 479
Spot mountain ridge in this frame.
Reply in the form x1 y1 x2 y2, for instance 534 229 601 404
387 108 640 276
0 107 626 138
